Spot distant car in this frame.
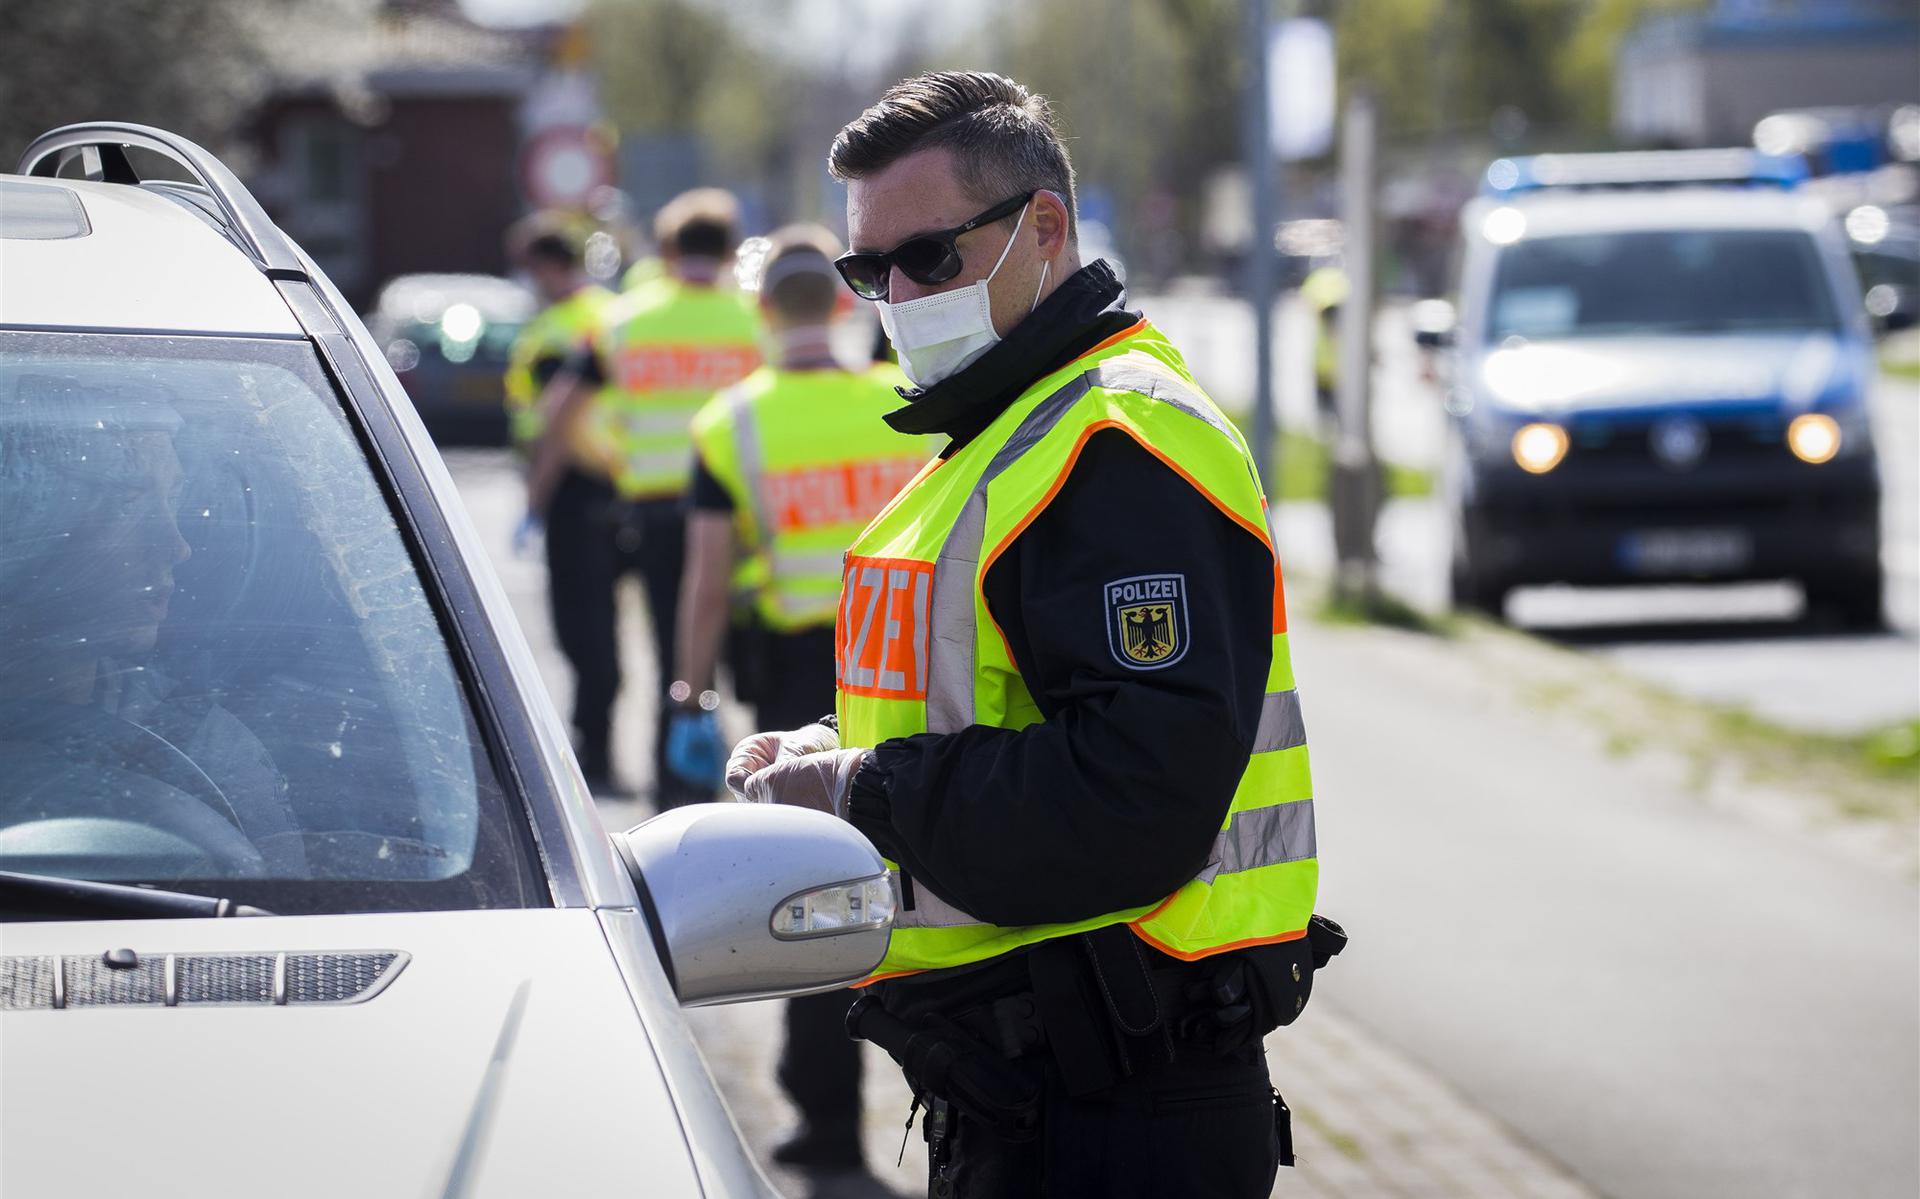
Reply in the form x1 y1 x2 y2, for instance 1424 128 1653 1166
1428 150 1885 628
366 272 534 446
0 123 893 1197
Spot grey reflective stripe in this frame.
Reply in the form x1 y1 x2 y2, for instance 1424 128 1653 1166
726 386 775 541
770 591 838 621
1086 359 1238 444
1251 689 1306 754
772 549 849 577
621 408 704 437
1090 358 1271 510
925 374 1092 734
888 870 987 929
1197 801 1316 885
621 449 693 480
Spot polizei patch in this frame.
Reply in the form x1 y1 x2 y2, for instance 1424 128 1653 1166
1105 573 1189 670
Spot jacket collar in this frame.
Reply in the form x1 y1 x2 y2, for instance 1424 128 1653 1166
882 260 1137 449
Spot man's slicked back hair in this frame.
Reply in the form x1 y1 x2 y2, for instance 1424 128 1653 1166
829 71 1077 241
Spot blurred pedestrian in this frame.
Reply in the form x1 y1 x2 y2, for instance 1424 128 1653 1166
1301 263 1349 431
665 224 929 1175
528 189 761 801
503 217 613 456
726 71 1341 1197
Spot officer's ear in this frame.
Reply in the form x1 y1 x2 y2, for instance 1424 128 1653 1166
1031 190 1071 262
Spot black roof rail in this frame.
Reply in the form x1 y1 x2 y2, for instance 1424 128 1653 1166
16 122 309 281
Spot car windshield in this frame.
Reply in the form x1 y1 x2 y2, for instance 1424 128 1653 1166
1488 228 1841 339
0 331 544 915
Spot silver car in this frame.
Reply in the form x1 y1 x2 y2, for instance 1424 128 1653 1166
0 124 893 1198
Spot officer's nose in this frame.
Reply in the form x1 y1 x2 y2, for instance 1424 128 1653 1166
889 265 935 305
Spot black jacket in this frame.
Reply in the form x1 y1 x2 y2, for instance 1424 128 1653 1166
845 262 1274 931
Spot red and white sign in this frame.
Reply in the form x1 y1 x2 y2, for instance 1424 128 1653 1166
521 126 612 210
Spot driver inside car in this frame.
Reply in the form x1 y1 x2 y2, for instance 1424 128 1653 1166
0 374 303 878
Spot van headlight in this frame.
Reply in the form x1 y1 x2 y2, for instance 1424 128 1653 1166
1786 413 1842 464
1511 422 1570 474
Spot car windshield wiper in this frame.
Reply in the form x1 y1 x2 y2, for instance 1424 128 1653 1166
0 870 273 920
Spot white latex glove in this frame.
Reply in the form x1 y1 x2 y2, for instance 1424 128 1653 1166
724 722 841 800
738 748 868 817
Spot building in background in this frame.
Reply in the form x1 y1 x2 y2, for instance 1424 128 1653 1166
247 0 546 310
1616 0 1920 148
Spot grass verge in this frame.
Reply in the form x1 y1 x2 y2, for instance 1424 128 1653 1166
1453 612 1920 835
1300 584 1919 863
1271 429 1434 502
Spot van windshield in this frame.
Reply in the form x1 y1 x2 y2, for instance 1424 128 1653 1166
1488 228 1841 339
0 331 544 915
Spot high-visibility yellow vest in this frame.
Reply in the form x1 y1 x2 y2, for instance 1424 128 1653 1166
1301 266 1348 392
691 365 930 632
593 278 762 498
836 320 1317 982
504 285 614 466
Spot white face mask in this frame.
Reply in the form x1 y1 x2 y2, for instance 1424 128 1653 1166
877 200 1049 388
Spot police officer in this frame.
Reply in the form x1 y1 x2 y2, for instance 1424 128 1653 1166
1300 264 1349 430
504 220 622 787
664 224 928 1175
726 72 1337 1197
529 189 761 803
503 219 612 454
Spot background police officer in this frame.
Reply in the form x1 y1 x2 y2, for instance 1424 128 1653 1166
727 72 1330 1197
665 224 927 1176
528 189 761 803
502 217 612 457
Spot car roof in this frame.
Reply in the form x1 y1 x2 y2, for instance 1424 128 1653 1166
1468 187 1836 238
0 175 301 336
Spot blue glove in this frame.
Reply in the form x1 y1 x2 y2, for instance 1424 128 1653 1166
512 512 544 559
665 709 726 791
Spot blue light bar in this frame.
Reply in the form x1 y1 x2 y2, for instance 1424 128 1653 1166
1482 149 1808 196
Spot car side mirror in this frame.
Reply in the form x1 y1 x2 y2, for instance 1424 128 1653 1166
614 803 893 1007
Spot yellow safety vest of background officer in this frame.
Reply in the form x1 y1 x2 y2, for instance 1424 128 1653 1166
526 189 761 802
723 72 1343 1198
663 225 928 1175
502 219 612 458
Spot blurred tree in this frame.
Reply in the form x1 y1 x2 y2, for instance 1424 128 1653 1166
968 0 1242 276
0 0 280 163
1330 0 1706 141
587 0 799 180
1559 0 1711 133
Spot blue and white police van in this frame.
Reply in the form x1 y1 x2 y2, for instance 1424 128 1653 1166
1429 149 1885 627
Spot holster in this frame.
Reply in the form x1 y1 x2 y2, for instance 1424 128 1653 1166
846 995 1042 1142
1238 913 1349 1032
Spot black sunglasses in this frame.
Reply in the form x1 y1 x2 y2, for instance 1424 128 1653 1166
834 191 1036 301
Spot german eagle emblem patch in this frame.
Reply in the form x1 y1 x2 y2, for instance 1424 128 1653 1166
1106 573 1188 670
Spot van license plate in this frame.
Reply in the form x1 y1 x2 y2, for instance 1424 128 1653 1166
1618 529 1752 575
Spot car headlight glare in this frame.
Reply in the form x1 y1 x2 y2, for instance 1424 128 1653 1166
1786 413 1841 464
1511 422 1569 474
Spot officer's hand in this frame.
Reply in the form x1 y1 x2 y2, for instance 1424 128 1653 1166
737 748 867 817
665 710 726 791
723 723 840 800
